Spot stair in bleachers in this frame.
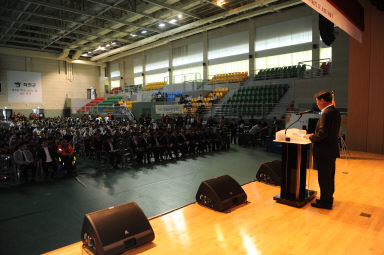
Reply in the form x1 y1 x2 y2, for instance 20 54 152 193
184 88 228 115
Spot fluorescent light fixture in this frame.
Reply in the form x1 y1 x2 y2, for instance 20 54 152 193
177 14 183 18
130 33 137 37
111 42 116 45
82 53 88 56
169 19 177 24
106 44 110 47
141 30 147 34
100 47 105 50
159 23 165 28
88 51 92 54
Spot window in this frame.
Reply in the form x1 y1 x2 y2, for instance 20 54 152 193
146 72 169 84
255 50 312 70
134 76 143 86
111 80 120 89
208 31 249 60
133 57 143 74
110 63 120 78
208 59 249 77
320 47 332 61
146 51 169 71
173 66 203 83
173 42 203 67
255 16 312 51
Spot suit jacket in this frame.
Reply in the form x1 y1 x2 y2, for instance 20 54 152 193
13 149 34 166
310 105 341 159
38 147 57 163
103 141 117 153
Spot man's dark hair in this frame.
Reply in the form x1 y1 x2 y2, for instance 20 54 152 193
314 91 332 102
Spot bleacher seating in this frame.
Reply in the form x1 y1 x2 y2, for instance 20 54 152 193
110 87 122 94
208 72 248 85
77 97 106 113
97 96 123 107
255 65 306 80
142 81 166 91
184 88 228 115
216 84 289 117
166 91 182 101
118 100 137 109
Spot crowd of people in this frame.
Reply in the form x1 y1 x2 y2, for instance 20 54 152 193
0 114 239 184
0 112 277 185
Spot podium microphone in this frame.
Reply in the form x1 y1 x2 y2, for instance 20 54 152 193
284 111 310 140
295 110 313 115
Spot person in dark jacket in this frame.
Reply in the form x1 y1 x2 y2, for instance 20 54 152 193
39 140 57 180
305 91 341 209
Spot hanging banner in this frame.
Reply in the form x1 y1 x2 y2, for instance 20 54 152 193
155 104 184 115
302 0 364 43
7 71 42 103
97 106 126 114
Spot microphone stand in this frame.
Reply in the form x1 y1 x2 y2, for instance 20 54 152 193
284 114 303 141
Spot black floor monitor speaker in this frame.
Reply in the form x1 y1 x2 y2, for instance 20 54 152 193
81 201 155 255
256 160 282 186
196 175 247 212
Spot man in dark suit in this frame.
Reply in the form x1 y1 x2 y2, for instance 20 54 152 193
304 91 341 209
104 136 120 168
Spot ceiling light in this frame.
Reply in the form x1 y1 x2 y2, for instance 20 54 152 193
82 53 88 56
169 19 177 24
111 42 116 45
88 51 92 54
106 44 110 47
100 47 106 50
177 14 183 19
159 23 165 28
217 0 225 6
141 30 147 34
130 33 137 37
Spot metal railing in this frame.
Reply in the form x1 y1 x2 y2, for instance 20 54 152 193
254 59 332 81
298 58 332 78
205 102 280 118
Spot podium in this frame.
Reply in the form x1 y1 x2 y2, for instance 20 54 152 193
273 132 317 208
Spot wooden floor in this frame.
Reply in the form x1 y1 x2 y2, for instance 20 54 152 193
45 151 384 255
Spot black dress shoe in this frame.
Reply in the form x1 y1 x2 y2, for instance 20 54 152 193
311 201 332 209
315 198 333 204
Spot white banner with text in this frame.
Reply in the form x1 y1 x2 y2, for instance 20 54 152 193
155 104 184 115
7 71 42 103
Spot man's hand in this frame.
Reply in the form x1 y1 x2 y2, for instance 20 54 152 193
304 134 313 139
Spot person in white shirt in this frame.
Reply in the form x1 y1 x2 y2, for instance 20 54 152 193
197 94 203 103
38 140 57 180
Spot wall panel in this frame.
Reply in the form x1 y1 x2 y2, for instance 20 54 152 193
347 0 384 154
